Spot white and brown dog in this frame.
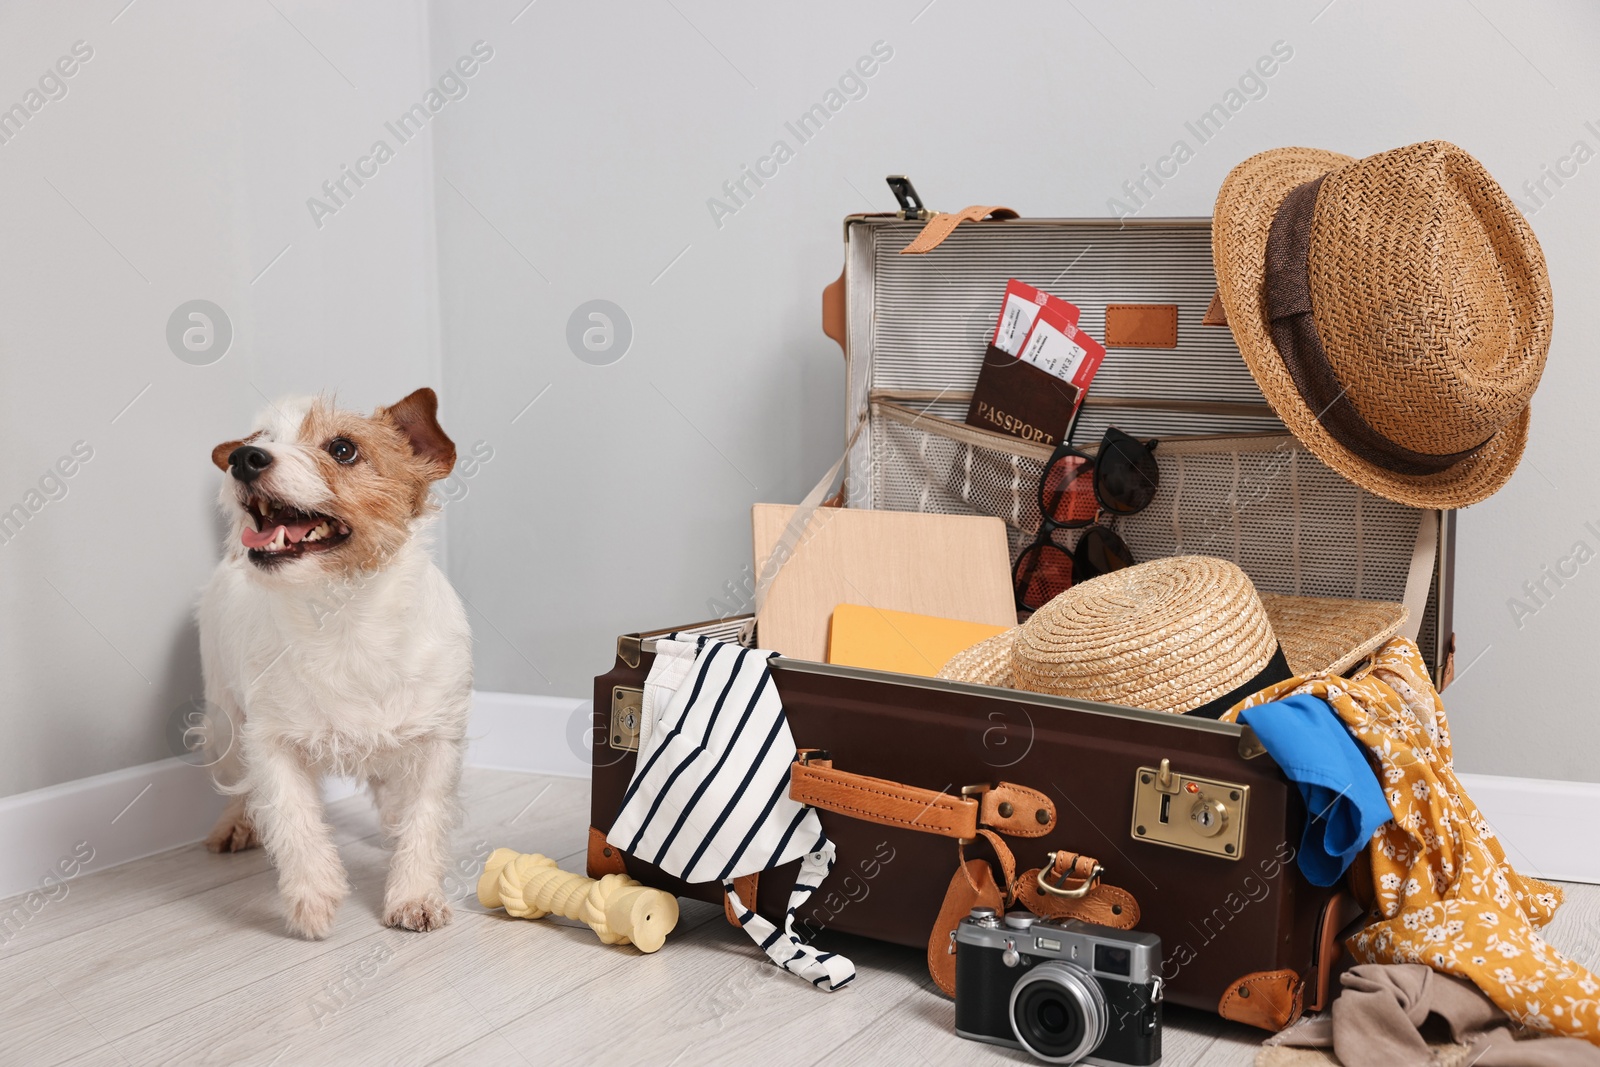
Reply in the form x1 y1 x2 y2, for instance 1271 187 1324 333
199 388 471 939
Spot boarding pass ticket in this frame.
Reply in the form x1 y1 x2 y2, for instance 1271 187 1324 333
1017 301 1105 389
991 279 1080 357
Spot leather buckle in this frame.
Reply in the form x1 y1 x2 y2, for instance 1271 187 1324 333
957 783 992 845
1036 851 1103 899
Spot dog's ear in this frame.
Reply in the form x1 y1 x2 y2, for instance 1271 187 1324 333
379 388 456 480
212 440 244 472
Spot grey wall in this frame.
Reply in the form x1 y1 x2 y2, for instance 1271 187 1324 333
0 1 441 795
3 0 1596 797
427 0 1600 783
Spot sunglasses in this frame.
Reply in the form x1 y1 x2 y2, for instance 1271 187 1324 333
1012 427 1160 612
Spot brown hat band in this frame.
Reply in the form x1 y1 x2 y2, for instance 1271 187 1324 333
1264 177 1490 477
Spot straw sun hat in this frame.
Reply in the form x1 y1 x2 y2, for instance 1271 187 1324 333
938 556 1407 717
1212 140 1552 509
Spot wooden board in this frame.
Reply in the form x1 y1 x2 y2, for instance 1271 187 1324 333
752 503 1017 662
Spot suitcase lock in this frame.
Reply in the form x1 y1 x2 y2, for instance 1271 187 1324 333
1130 759 1249 860
608 686 644 753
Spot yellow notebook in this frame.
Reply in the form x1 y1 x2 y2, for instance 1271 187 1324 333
826 604 1012 678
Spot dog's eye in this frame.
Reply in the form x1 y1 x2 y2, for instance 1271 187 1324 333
327 438 359 465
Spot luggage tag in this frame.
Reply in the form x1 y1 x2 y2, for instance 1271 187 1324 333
991 280 1080 357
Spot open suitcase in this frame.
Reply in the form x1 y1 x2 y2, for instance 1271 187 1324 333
588 200 1458 1031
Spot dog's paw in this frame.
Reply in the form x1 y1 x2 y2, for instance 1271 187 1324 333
383 896 452 933
284 891 344 940
204 811 260 853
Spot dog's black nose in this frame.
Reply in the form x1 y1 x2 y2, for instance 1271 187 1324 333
228 445 273 483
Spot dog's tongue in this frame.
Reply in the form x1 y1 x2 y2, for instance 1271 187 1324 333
241 518 321 549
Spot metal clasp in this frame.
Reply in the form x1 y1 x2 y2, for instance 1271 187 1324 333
1155 758 1177 793
957 783 992 845
796 749 831 766
886 175 929 220
1035 851 1103 899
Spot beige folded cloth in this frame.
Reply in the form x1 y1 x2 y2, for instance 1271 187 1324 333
1262 964 1600 1066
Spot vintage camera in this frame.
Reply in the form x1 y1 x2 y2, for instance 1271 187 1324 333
955 908 1162 1065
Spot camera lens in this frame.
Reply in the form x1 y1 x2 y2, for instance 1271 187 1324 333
1008 961 1108 1063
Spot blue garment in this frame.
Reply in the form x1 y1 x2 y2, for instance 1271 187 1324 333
1237 694 1391 887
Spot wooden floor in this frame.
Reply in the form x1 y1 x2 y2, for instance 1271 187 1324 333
2 770 1595 1067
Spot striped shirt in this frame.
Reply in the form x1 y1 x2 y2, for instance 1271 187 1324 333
607 636 855 991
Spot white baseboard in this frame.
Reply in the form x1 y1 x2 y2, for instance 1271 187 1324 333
2 703 1593 902
0 757 229 904
0 691 591 901
464 691 591 778
1457 773 1600 885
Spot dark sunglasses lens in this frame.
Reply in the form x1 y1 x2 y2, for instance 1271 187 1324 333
1013 542 1074 609
1040 455 1098 527
1096 433 1159 515
1073 526 1135 582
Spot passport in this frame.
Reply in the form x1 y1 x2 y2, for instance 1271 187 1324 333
967 282 1104 447
966 343 1082 447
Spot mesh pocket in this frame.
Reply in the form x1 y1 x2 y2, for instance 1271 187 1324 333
865 400 1426 605
870 401 1048 558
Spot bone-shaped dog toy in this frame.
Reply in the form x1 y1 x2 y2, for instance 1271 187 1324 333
476 848 679 953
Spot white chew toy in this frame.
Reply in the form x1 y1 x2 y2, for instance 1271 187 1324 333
476 848 679 953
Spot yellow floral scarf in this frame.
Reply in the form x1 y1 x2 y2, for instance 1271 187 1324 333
1224 638 1600 1044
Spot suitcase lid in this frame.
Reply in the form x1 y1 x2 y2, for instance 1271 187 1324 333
828 211 1454 683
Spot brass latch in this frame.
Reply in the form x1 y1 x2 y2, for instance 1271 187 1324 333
886 175 930 220
1131 760 1248 860
609 686 643 753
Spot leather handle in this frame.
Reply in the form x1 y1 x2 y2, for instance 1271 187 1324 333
898 205 1018 255
790 758 1056 838
791 758 979 838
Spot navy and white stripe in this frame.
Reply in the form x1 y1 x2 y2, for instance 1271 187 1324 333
608 636 855 992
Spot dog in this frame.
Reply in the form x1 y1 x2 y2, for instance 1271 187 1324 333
198 388 472 939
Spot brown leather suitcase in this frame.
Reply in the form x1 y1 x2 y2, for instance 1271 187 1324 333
586 200 1456 1030
592 621 1363 1029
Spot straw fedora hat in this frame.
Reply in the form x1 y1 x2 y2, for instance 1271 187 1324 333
938 556 1407 716
1212 140 1552 509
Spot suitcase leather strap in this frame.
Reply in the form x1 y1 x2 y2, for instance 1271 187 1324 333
926 837 1142 998
962 831 1139 929
928 858 1004 996
792 755 1143 998
898 205 1019 255
1014 850 1140 928
789 756 1056 839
